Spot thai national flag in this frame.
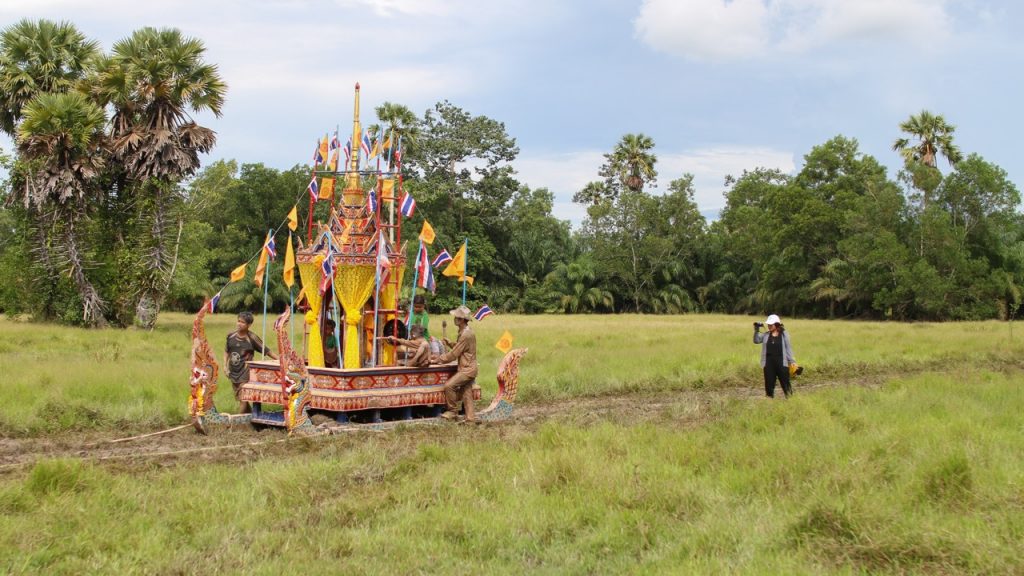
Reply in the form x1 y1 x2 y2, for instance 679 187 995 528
313 140 324 165
417 244 436 293
343 138 352 164
208 291 221 313
264 234 277 261
367 188 377 213
307 177 319 202
360 130 372 157
431 249 452 269
330 130 340 151
474 305 493 321
399 193 416 218
319 249 335 294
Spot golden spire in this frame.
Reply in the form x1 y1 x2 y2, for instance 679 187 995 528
344 83 363 200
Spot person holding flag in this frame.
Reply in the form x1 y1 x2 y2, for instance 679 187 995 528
431 305 479 423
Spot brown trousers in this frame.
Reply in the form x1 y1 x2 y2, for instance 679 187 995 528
444 371 476 420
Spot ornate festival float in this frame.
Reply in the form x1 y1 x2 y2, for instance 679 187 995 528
189 84 526 435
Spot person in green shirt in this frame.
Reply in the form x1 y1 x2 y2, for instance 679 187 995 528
408 294 430 338
324 318 340 368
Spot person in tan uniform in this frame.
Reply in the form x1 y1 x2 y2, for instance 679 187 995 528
386 324 430 367
432 306 478 422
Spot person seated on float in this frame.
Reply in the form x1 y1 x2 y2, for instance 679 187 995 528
431 306 479 423
409 294 431 338
323 318 340 368
225 311 278 414
386 323 430 367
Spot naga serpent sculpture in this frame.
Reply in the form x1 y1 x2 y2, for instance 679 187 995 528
189 301 254 433
275 308 314 435
476 348 528 421
189 301 223 434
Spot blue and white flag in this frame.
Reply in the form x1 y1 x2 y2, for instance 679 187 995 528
399 192 416 218
474 305 493 321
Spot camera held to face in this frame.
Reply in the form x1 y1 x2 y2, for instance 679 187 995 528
753 321 764 329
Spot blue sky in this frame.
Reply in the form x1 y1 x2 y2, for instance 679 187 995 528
2 0 1021 224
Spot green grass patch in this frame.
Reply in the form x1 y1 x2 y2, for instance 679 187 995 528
1 370 1022 573
2 313 1022 436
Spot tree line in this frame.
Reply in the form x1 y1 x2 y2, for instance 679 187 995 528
1 20 1021 326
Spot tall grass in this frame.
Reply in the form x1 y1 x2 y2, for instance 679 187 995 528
0 371 1021 574
1 313 1022 435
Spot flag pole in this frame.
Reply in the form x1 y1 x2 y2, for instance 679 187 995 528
407 239 423 337
461 238 468 306
326 234 342 368
371 231 383 367
261 229 272 360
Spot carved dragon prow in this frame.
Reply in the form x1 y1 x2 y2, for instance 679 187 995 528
477 348 527 421
275 309 314 436
189 301 220 434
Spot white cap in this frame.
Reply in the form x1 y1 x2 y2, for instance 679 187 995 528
765 314 781 325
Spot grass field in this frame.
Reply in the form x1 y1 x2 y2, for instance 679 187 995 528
1 313 1023 574
0 312 1020 436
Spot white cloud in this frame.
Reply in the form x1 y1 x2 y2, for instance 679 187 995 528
658 147 795 210
515 146 795 224
635 0 953 61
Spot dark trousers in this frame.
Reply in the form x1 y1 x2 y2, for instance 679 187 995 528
763 358 792 398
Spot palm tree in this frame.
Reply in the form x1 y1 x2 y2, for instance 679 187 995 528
16 92 108 326
606 133 657 193
810 258 851 318
546 257 614 313
374 101 419 171
0 19 98 137
89 27 227 328
892 110 963 169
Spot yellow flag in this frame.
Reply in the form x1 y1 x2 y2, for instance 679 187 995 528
381 178 395 200
283 232 296 288
442 243 466 278
230 263 247 283
459 275 474 286
328 150 339 171
319 177 335 199
254 232 271 288
495 330 513 354
369 137 382 159
419 220 435 244
318 135 328 164
287 205 298 231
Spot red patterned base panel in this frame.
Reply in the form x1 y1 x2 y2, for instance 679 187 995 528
240 362 481 412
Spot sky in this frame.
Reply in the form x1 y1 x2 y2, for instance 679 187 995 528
1 0 1021 225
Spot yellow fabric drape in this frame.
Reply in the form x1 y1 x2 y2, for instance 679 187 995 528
297 261 325 367
378 267 406 366
333 265 377 368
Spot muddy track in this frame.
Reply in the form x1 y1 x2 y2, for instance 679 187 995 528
0 372 904 475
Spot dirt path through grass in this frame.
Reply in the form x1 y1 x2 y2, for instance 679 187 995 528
0 368 910 475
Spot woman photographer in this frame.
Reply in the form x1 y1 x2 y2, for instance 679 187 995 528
753 314 796 398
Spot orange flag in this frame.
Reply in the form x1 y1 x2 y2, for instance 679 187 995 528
419 220 435 245
287 205 298 231
230 263 247 283
495 330 513 354
283 232 296 288
381 178 395 200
